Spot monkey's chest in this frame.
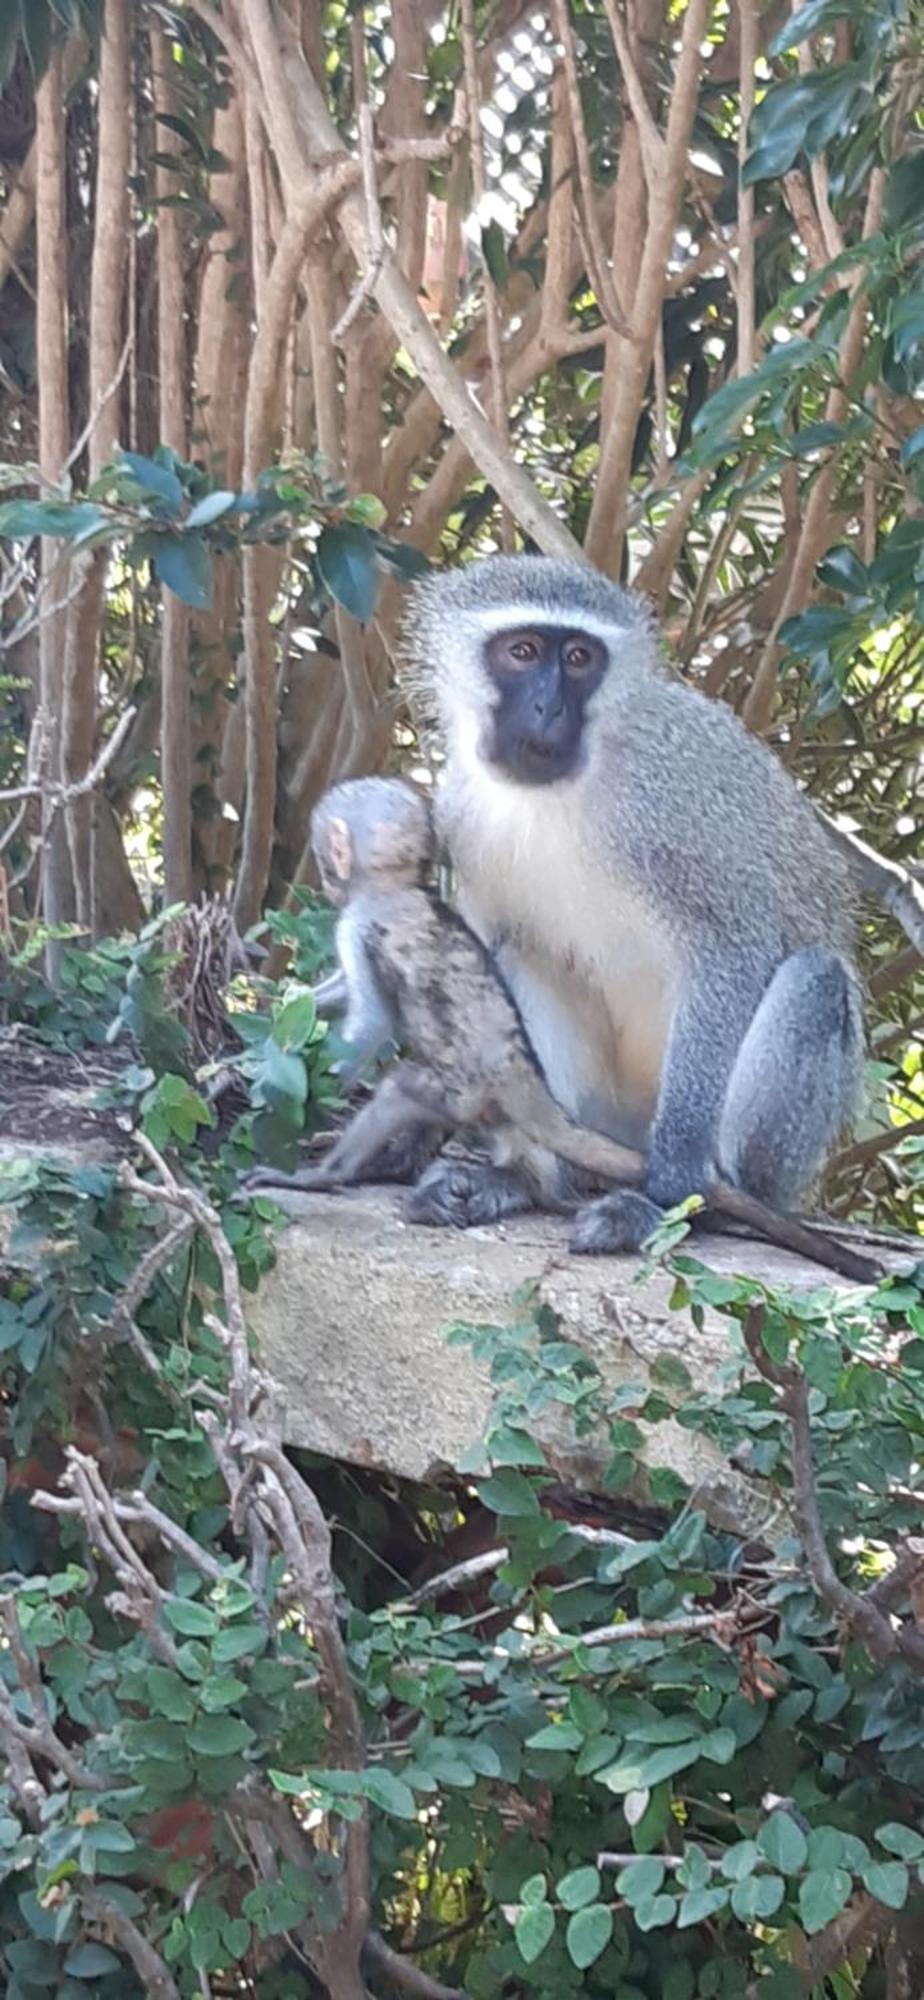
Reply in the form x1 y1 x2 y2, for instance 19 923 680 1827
456 802 677 1116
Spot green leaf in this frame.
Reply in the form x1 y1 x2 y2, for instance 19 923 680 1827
361 1768 418 1820
515 1901 555 1964
877 1824 924 1860
731 1873 785 1921
154 531 212 610
344 492 387 528
478 1467 540 1517
63 1943 122 1978
817 544 869 595
162 1597 219 1637
634 1891 676 1930
758 1812 808 1875
677 1885 729 1928
526 1722 583 1751
0 499 109 541
519 1874 548 1907
185 489 237 528
799 1867 852 1935
770 0 851 55
617 1857 665 1904
316 522 379 622
481 220 508 289
21 0 51 82
565 1903 613 1969
272 987 318 1050
720 1841 759 1883
862 1861 909 1911
146 1666 197 1723
0 1 22 89
557 1866 601 1911
120 450 184 510
188 1713 254 1757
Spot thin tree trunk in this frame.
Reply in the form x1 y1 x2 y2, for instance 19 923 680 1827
150 24 192 906
190 97 249 893
63 0 130 932
35 40 73 971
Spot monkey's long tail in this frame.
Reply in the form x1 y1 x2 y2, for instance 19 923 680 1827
510 1081 883 1286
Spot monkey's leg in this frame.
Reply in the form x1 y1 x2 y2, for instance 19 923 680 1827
716 947 865 1207
245 1066 446 1193
570 963 754 1256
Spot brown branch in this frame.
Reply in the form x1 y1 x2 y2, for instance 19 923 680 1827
241 0 583 563
0 1596 107 1791
151 23 192 907
599 0 665 189
461 0 514 547
742 168 887 731
364 1932 466 2000
736 0 758 376
834 1115 924 1175
742 1307 924 1673
35 39 73 963
548 0 632 334
81 1890 182 2000
331 78 385 341
539 1608 736 1667
585 0 710 572
821 814 924 961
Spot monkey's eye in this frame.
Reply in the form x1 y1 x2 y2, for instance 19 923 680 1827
563 636 603 675
507 635 541 667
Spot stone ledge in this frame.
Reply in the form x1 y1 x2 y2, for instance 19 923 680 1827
247 1186 871 1539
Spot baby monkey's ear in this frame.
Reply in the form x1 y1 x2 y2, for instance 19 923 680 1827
326 816 354 881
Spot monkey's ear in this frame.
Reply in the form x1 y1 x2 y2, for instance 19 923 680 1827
326 817 353 881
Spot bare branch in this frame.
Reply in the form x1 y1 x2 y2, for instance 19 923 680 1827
548 0 632 333
81 1890 182 2000
365 1932 467 2000
0 1596 107 1791
742 1307 924 1673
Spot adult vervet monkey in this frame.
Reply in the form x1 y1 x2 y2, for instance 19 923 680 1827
403 554 865 1254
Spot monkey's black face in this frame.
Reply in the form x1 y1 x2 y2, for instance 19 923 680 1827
480 626 608 785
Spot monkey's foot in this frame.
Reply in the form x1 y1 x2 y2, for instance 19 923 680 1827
359 1126 446 1187
569 1189 663 1256
407 1159 535 1229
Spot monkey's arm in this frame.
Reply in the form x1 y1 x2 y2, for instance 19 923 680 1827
335 927 399 1081
247 1064 452 1192
313 968 349 1014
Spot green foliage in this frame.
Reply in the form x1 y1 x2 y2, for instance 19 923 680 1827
1 920 924 1992
0 447 426 622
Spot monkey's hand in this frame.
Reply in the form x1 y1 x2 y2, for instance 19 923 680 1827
407 1158 536 1229
569 1189 664 1256
240 1164 343 1195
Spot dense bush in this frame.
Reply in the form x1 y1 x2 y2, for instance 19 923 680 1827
0 930 923 1997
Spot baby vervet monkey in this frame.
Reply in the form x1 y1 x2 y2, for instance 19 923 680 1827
245 779 879 1284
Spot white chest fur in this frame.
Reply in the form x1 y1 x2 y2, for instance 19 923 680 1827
440 756 679 1137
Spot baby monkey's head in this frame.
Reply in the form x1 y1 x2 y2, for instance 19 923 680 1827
311 778 435 907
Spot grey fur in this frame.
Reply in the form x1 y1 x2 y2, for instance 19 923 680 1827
404 553 866 1253
242 774 880 1285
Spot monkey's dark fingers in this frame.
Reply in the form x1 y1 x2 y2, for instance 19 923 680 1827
238 1167 345 1196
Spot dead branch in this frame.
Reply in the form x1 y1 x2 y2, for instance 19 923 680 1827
237 0 583 562
548 0 632 334
331 98 385 343
401 1521 637 1608
0 1595 107 1791
364 1932 467 2000
822 813 924 961
742 1306 924 1673
736 0 759 376
81 1890 182 2000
